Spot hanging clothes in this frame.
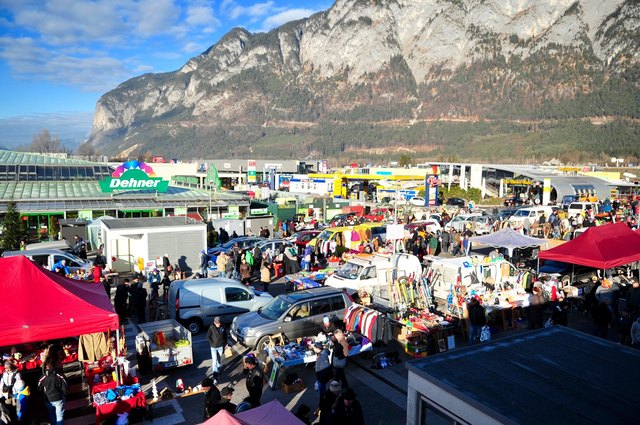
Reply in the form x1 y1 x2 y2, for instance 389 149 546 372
78 332 110 362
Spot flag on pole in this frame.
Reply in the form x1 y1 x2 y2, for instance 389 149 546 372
207 163 221 190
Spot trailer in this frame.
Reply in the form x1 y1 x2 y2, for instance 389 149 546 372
136 319 193 371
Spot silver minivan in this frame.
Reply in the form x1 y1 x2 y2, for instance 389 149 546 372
1 249 92 274
230 287 353 353
168 278 273 334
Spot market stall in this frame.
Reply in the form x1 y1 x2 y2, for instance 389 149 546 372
268 337 372 369
93 384 146 424
469 227 548 257
0 256 119 346
539 222 640 269
0 256 137 422
284 269 334 291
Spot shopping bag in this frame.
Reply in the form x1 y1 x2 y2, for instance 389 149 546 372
480 325 491 342
224 346 233 359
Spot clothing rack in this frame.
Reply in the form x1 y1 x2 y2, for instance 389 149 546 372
343 303 391 346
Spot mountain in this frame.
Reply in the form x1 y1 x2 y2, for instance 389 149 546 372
88 0 640 164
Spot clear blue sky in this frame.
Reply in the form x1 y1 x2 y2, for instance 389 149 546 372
0 0 330 147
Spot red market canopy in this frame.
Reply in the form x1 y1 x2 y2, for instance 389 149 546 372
538 222 640 269
0 256 119 347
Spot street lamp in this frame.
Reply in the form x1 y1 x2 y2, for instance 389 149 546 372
208 180 213 220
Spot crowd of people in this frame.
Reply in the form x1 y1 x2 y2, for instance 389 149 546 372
0 343 70 425
202 311 364 424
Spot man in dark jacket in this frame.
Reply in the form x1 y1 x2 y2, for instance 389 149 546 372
313 342 333 400
38 360 67 425
467 297 486 344
133 281 147 323
329 388 365 425
207 317 227 382
113 279 130 323
209 386 237 417
593 300 613 339
319 380 342 425
202 377 221 420
243 356 263 407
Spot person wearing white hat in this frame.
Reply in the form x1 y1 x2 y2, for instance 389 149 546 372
318 380 342 424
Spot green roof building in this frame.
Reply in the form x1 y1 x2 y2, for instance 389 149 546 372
0 151 248 242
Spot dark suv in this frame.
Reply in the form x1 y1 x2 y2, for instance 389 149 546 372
446 198 466 208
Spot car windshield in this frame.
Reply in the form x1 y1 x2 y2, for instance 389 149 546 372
316 230 333 242
335 262 363 279
513 210 529 217
67 253 84 263
258 296 293 320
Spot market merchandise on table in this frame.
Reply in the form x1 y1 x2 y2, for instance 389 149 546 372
425 255 534 318
284 268 335 290
268 330 373 368
93 384 146 425
0 342 78 374
136 319 193 371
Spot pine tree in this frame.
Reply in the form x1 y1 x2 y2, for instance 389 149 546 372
1 199 22 250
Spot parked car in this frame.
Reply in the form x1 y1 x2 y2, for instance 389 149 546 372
508 206 554 226
496 208 518 221
567 202 600 218
2 249 92 274
405 219 442 234
230 287 353 353
289 230 321 252
445 198 466 208
503 196 525 207
444 213 484 233
254 239 292 256
168 278 273 334
560 195 580 210
363 208 393 222
409 196 426 206
471 215 495 235
329 213 359 226
208 236 264 255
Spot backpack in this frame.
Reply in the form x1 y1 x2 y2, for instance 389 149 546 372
480 325 491 342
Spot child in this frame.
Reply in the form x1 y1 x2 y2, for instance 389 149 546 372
13 379 30 423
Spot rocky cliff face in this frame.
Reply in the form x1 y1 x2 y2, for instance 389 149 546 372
89 0 640 162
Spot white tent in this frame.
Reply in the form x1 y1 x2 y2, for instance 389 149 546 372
469 228 548 256
87 215 116 252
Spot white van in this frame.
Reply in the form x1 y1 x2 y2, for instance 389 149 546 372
508 206 554 226
325 253 422 307
567 202 600 218
168 278 273 334
1 249 92 274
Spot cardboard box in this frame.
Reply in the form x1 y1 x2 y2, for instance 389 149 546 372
405 343 428 359
281 379 305 394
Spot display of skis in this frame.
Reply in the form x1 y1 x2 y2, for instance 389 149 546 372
392 272 434 311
